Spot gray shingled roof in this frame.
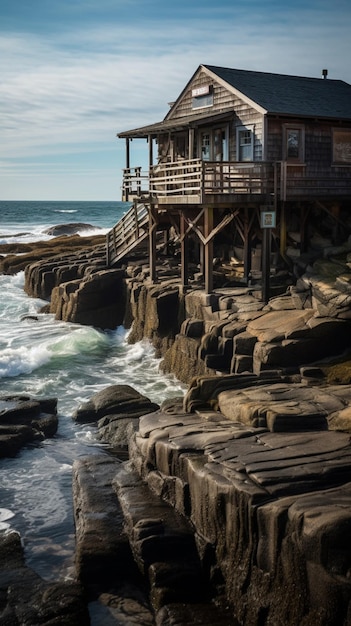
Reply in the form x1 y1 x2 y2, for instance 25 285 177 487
204 65 351 119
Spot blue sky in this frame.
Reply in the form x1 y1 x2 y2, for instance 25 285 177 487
1 0 350 201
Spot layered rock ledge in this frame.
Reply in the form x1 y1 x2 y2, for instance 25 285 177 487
72 381 351 625
2 233 351 624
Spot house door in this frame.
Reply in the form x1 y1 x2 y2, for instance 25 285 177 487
200 127 228 161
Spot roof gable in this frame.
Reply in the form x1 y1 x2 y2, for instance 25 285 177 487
118 64 351 138
203 65 351 119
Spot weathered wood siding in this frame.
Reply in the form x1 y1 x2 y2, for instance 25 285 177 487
267 117 351 186
168 67 265 162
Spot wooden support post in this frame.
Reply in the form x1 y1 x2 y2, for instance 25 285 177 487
300 204 308 253
243 207 252 283
262 227 271 304
280 201 287 258
149 208 157 283
148 134 153 168
331 202 341 244
125 138 130 202
188 128 194 159
204 207 214 294
180 214 189 289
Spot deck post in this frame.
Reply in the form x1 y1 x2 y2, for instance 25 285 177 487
204 207 214 294
243 206 252 283
180 213 189 289
280 201 287 257
125 139 130 202
149 207 157 283
148 134 153 167
262 227 271 304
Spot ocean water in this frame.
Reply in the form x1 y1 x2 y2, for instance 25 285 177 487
0 201 185 582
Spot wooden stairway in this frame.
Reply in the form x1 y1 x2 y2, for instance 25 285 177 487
106 201 149 266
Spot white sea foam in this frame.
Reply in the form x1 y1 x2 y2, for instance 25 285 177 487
0 201 186 582
0 345 52 378
0 509 15 522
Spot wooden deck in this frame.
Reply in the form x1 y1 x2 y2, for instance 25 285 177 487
122 158 351 204
110 158 351 271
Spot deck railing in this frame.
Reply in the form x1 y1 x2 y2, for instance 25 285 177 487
122 167 149 200
149 159 275 198
121 159 351 203
106 201 149 266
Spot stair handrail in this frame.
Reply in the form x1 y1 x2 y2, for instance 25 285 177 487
106 201 149 266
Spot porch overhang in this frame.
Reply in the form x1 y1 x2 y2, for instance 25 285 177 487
117 108 234 139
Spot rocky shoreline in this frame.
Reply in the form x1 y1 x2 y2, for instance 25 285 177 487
1 232 351 624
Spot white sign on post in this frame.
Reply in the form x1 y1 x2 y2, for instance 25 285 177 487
260 211 276 229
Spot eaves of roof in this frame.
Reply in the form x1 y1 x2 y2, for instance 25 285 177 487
117 109 234 139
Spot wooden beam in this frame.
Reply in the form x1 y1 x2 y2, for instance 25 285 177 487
262 227 271 304
300 203 310 253
148 134 153 168
243 206 252 282
280 201 287 257
125 138 131 202
148 207 158 283
180 213 189 289
126 138 130 170
188 128 194 159
181 209 238 246
204 207 214 294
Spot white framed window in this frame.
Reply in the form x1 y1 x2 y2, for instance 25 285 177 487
333 128 351 164
199 127 228 161
283 124 305 162
236 126 254 161
192 85 214 110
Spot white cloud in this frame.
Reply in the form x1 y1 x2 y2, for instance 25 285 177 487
0 2 350 199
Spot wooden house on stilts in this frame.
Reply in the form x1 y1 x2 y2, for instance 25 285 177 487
107 64 351 294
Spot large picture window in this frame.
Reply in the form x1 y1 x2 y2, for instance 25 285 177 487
333 129 351 164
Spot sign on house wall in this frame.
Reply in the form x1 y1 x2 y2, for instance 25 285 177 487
333 130 351 163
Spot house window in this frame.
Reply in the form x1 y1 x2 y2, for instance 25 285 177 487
192 85 214 110
201 133 211 160
333 129 351 164
283 125 305 162
237 126 254 161
199 127 228 161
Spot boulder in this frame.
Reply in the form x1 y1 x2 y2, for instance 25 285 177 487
0 395 58 458
43 223 98 236
0 530 89 625
73 385 160 449
50 268 126 329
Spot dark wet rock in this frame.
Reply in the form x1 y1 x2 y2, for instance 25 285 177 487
70 373 351 626
129 404 351 626
72 455 132 590
73 455 157 624
0 234 105 275
0 395 58 457
89 588 155 625
113 462 210 612
156 603 236 626
0 530 89 625
49 267 126 329
43 223 98 236
73 385 160 443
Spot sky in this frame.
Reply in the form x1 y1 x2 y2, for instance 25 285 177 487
1 0 350 201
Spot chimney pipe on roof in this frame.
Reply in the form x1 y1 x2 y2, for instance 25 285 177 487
322 69 328 79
